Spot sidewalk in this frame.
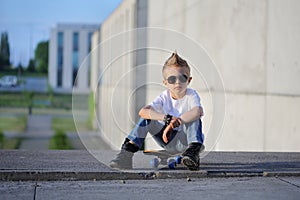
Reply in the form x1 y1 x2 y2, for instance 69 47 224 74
18 115 53 150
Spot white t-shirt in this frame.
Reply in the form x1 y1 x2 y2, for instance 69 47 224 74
150 88 202 126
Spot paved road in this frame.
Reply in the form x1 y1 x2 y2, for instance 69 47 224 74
0 77 47 93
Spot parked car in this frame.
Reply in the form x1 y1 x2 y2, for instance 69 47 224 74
0 75 18 87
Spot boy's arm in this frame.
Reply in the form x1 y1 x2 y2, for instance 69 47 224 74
180 106 203 124
141 105 203 144
139 105 203 123
163 106 203 143
139 105 165 121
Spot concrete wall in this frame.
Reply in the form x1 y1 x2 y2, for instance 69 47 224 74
90 30 101 129
92 0 148 148
146 0 300 152
90 30 101 92
93 0 300 152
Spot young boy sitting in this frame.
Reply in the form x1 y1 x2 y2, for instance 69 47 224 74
110 52 204 171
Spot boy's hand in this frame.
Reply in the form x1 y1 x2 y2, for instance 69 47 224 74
162 117 182 143
170 117 182 128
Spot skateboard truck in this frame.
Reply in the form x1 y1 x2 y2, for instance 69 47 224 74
143 150 182 169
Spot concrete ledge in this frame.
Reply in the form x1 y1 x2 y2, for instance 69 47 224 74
0 171 206 181
263 171 300 177
1 150 299 181
2 170 300 181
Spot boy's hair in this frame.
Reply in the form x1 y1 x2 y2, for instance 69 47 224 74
163 52 191 75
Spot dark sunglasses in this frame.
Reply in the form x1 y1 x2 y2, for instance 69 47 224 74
166 74 189 84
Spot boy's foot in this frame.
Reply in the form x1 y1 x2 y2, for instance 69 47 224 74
109 138 139 169
109 149 134 169
182 143 203 171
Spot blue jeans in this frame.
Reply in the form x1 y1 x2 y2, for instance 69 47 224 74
127 118 204 153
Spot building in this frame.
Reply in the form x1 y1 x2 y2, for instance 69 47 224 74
49 23 99 93
90 0 300 152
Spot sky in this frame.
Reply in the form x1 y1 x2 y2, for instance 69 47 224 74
0 0 123 67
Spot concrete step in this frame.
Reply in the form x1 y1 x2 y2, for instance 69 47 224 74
0 150 299 181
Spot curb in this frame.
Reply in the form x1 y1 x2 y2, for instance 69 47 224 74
1 170 299 181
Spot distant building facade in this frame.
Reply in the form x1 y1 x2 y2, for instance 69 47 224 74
49 23 99 93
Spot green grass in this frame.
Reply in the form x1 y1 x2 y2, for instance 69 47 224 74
0 131 21 149
33 108 73 115
52 117 91 132
0 107 74 116
52 118 76 132
87 92 95 129
0 92 81 110
0 116 27 132
1 138 21 149
51 94 72 109
0 71 18 77
21 73 47 77
0 93 29 107
0 131 4 148
72 94 89 110
49 130 72 150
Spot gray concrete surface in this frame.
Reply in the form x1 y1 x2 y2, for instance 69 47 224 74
66 131 112 150
1 177 300 200
0 150 299 181
0 150 299 199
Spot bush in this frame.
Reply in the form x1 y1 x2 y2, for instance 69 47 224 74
0 130 20 149
49 130 72 150
88 92 95 130
0 130 4 148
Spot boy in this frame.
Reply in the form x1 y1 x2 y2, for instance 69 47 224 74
110 52 204 170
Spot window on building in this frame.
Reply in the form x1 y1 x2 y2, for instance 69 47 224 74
72 32 79 86
57 32 64 87
87 32 93 87
73 32 79 51
88 32 93 53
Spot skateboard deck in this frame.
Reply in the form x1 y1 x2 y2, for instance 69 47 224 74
143 145 205 169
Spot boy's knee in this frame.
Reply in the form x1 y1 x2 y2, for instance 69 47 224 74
137 118 151 127
184 119 201 129
122 138 139 153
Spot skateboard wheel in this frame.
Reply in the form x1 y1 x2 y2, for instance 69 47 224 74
150 158 159 168
175 155 182 164
168 159 176 169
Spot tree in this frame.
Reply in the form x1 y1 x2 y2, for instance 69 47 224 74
17 62 24 76
34 41 49 73
27 59 36 72
0 32 11 70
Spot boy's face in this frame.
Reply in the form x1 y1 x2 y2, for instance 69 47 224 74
163 65 192 98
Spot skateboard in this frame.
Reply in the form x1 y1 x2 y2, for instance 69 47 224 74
143 150 182 169
143 145 205 169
